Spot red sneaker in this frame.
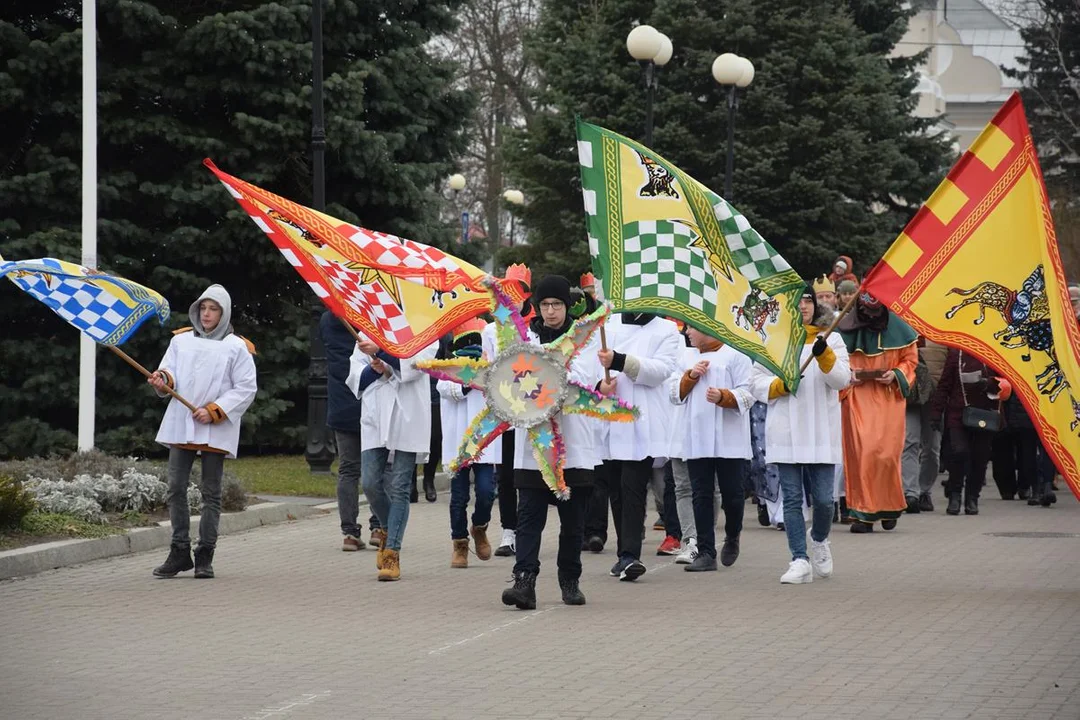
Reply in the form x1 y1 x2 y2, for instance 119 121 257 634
656 535 680 555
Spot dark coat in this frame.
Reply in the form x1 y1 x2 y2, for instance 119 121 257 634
929 348 1001 430
319 311 363 433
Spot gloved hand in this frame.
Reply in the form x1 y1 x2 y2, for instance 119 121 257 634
812 336 827 357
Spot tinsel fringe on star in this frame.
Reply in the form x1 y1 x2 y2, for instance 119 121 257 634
485 276 530 341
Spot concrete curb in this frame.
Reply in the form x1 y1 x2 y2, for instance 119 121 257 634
0 502 325 581
0 471 454 581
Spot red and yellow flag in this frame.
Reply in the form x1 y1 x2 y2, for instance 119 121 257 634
206 160 517 357
863 93 1080 500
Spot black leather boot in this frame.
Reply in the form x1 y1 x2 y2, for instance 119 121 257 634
153 544 193 578
193 546 215 579
558 571 586 606
964 495 979 515
501 571 537 610
946 494 962 515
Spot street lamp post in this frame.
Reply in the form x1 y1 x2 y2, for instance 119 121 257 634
711 53 755 201
503 189 524 248
305 0 334 473
449 173 467 245
626 25 673 147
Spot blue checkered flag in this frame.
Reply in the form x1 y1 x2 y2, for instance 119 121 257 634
0 256 170 345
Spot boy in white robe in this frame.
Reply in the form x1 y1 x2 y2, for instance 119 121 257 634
596 313 681 582
438 319 501 568
670 327 754 571
751 286 850 584
348 335 438 581
149 285 258 579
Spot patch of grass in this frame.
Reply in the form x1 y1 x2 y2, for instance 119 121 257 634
0 512 127 550
228 455 339 498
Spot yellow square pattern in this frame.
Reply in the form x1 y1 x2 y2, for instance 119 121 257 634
926 179 969 225
969 124 1014 171
883 232 923 278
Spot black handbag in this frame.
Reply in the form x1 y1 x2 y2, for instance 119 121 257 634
958 352 1002 432
961 406 1002 432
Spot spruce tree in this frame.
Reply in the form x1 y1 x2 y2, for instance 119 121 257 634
502 0 954 280
0 0 468 458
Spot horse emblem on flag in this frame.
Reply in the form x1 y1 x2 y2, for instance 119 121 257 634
946 265 1066 401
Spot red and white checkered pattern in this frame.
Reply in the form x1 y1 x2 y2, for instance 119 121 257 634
344 224 472 281
311 255 414 343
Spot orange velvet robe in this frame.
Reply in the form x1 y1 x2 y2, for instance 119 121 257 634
841 343 918 522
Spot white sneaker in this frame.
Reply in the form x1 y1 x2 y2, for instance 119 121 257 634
494 529 515 557
675 538 698 565
780 558 813 584
809 534 833 578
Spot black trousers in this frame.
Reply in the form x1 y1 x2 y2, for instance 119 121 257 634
584 464 612 543
991 428 1039 498
512 480 588 580
497 430 517 531
945 426 993 499
662 461 681 540
600 458 653 561
422 402 441 488
687 457 746 559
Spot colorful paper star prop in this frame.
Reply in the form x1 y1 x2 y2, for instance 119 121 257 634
417 277 638 499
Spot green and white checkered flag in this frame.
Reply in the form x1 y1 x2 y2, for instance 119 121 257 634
576 118 807 390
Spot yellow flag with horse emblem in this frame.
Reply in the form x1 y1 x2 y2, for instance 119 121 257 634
575 119 806 390
861 93 1080 501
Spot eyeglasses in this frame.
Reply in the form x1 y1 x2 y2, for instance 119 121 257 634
539 301 565 310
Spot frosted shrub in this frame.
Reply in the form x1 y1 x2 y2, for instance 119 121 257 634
116 469 167 512
30 491 105 523
187 483 202 513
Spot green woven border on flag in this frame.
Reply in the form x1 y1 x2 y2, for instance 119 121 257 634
575 117 806 389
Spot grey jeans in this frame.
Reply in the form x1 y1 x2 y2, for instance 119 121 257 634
334 430 381 536
902 404 942 498
671 459 696 541
167 447 224 550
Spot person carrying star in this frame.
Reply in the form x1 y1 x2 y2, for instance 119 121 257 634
502 275 601 610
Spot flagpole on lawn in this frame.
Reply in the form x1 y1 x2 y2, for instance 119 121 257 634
78 0 98 451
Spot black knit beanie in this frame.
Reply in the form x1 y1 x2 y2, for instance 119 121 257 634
533 275 572 308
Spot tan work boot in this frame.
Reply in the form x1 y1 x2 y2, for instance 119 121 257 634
451 538 470 568
378 550 400 581
372 530 387 570
471 523 492 561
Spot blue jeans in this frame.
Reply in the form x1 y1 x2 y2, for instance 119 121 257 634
361 447 416 551
335 430 380 536
776 463 835 561
449 464 496 539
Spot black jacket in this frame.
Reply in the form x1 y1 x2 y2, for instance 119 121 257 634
319 311 363 433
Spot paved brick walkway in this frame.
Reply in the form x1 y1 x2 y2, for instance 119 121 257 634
2 489 1079 720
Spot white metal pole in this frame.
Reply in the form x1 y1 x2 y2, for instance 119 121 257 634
78 0 97 451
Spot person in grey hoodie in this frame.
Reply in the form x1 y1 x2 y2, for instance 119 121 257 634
148 285 258 579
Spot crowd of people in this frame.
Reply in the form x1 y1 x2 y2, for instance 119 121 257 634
142 258 1074 607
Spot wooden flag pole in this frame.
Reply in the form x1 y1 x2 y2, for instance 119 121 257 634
107 345 199 413
598 324 612 383
798 290 860 375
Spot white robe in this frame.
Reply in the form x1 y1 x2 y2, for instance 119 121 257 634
437 380 502 466
668 345 754 461
153 332 257 459
597 315 681 461
749 333 850 465
347 340 438 456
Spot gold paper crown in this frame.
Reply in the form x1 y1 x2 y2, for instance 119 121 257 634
504 263 532 288
812 275 835 293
